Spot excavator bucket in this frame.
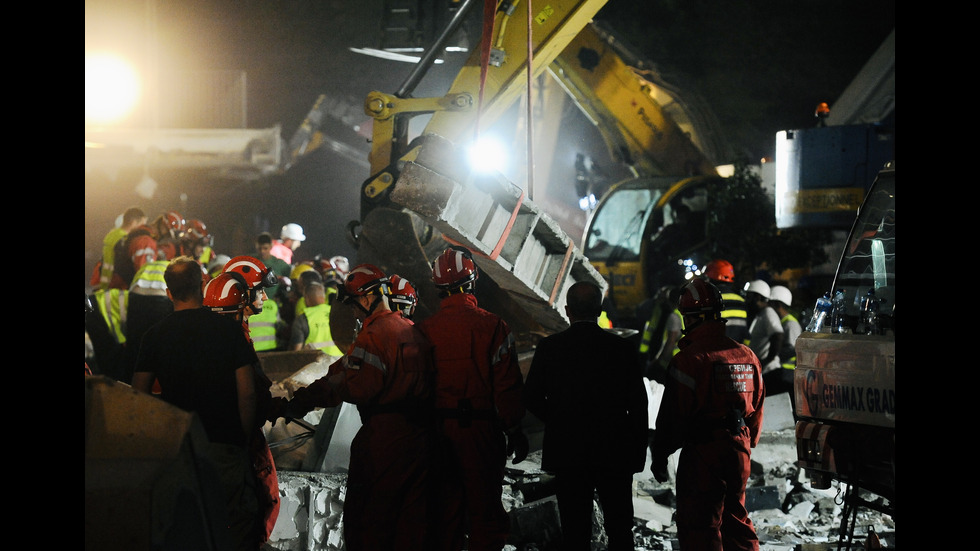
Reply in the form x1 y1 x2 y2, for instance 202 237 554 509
374 134 608 335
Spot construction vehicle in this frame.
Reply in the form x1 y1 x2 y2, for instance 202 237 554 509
289 0 729 335
561 20 728 328
792 161 894 546
782 29 895 549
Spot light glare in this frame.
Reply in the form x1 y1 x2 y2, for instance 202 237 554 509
86 52 140 125
467 137 507 173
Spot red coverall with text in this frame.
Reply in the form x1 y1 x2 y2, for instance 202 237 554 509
652 320 765 551
298 309 436 551
417 292 525 551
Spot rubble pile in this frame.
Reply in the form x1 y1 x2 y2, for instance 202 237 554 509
500 439 895 551
260 369 895 551
264 428 894 551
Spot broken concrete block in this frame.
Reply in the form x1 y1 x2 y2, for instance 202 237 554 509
632 495 673 531
507 496 562 549
789 500 815 521
268 471 347 551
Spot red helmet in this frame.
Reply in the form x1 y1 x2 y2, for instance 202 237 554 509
678 278 724 316
185 219 213 248
704 259 735 283
223 256 278 290
342 264 390 298
203 272 249 314
165 211 185 234
185 219 207 238
388 274 418 318
431 246 478 290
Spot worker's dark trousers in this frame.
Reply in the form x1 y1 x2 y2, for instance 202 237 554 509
554 469 635 551
675 433 759 551
343 414 433 551
430 419 510 551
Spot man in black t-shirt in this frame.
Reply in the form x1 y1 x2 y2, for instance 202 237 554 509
132 256 262 550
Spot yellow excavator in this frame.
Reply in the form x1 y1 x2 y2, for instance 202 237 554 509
289 0 726 336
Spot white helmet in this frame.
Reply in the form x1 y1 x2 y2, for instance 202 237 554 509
745 279 771 298
281 223 306 242
207 254 232 277
769 285 793 307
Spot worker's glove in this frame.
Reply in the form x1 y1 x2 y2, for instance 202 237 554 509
266 397 289 426
282 387 316 422
651 455 669 484
505 427 529 464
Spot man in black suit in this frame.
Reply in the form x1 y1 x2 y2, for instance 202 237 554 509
523 281 649 551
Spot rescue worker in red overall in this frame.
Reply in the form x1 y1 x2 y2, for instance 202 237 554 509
417 246 528 551
273 264 437 551
651 277 765 551
217 256 283 546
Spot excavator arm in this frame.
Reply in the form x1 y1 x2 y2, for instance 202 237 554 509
549 22 720 178
293 0 725 338
346 0 611 337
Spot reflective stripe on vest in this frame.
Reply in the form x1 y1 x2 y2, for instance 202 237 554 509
249 300 279 351
95 288 128 344
304 303 344 356
639 303 668 354
130 260 169 295
639 306 683 357
721 292 748 319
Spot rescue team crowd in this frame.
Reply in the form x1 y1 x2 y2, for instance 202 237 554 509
85 206 803 551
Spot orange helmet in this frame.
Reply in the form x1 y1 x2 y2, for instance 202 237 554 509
388 275 418 318
704 259 735 283
431 246 478 291
203 272 249 314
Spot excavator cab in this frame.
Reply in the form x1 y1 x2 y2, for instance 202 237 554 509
583 174 725 327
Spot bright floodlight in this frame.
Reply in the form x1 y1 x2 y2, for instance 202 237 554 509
86 52 140 125
467 136 507 174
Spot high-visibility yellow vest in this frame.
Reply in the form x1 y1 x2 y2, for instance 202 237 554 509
303 303 344 356
94 288 129 344
198 246 214 265
639 303 668 355
249 299 279 352
640 306 683 358
130 260 170 296
99 227 127 289
721 292 748 320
